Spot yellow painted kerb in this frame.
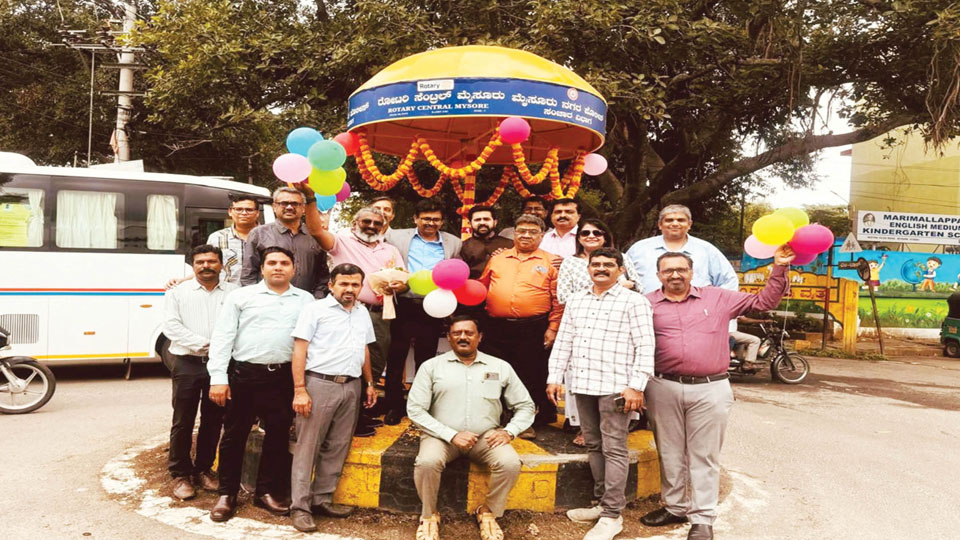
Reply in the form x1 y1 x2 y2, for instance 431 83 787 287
352 45 605 103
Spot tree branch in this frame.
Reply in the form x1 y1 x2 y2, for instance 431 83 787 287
662 115 917 206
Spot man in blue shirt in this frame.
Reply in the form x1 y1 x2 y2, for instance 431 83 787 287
207 246 315 523
625 205 738 294
382 199 462 426
288 263 378 532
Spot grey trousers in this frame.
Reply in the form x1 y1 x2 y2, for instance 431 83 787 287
290 377 360 513
369 310 391 381
575 393 632 518
414 431 521 518
644 377 734 525
730 331 761 363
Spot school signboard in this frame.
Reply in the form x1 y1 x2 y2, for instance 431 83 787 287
857 210 960 245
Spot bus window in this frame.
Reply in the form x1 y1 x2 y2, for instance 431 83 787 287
147 194 178 250
0 187 44 247
55 189 124 249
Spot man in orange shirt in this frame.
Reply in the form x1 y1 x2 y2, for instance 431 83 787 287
479 214 563 439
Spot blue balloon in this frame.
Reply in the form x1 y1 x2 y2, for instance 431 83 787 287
317 194 337 211
286 127 323 157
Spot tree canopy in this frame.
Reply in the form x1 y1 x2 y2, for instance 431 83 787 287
4 0 959 240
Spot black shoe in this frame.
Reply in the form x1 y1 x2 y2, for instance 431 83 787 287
291 509 317 532
641 507 688 527
365 416 384 428
253 492 290 515
311 501 355 518
384 408 404 425
210 495 237 522
354 423 376 437
688 524 713 540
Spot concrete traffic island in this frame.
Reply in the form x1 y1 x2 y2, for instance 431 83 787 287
241 419 661 514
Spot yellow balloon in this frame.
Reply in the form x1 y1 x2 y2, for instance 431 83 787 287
752 214 795 246
774 207 810 228
307 167 347 196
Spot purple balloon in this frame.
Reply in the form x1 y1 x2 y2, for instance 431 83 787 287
583 153 608 175
744 235 778 259
432 259 470 290
791 251 819 265
335 182 351 202
789 224 834 254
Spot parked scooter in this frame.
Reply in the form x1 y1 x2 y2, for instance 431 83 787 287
0 326 56 413
730 322 809 384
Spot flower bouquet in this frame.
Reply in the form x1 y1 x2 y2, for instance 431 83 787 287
368 262 409 320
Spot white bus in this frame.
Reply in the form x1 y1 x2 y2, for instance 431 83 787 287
0 157 272 369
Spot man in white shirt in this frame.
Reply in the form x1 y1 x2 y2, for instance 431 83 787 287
162 245 238 501
539 198 581 261
289 263 378 532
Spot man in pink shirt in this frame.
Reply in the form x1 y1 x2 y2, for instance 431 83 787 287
303 200 406 436
640 246 794 540
539 198 580 261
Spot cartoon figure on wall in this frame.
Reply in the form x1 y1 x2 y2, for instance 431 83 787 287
920 257 942 292
863 254 887 290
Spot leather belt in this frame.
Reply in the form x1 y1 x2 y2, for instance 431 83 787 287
306 372 357 384
179 354 209 363
657 372 730 384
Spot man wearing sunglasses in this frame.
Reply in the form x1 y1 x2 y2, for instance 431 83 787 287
241 187 330 299
302 202 406 437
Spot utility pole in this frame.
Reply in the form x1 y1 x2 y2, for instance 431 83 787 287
113 3 136 162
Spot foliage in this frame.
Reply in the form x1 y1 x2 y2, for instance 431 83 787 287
5 0 960 241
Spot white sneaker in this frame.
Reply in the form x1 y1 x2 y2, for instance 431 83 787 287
566 505 603 523
583 516 623 540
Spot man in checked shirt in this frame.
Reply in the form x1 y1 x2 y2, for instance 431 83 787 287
546 247 656 540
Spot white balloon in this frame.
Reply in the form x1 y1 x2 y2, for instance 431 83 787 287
423 289 458 318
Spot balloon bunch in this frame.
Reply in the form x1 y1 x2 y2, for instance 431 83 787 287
271 127 361 210
406 259 488 318
745 207 835 265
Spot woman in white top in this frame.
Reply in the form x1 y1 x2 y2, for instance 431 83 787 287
555 219 640 445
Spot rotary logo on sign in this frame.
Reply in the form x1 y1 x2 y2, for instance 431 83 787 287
566 88 579 100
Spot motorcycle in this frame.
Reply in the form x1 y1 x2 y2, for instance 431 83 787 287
0 326 56 414
729 322 810 384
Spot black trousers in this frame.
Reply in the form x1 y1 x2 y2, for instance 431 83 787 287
479 314 557 425
384 296 443 411
169 355 225 478
216 361 294 497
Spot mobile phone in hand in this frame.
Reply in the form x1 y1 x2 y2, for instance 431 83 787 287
614 396 626 412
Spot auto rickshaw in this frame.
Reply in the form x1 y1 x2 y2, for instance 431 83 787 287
940 292 960 357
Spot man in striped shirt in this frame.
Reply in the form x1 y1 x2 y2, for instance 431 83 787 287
547 247 655 540
162 245 238 501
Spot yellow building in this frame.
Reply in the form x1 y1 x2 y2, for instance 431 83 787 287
849 128 960 252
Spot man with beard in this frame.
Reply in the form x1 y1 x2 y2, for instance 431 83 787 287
539 198 581 261
242 187 329 298
461 205 514 279
162 245 237 500
371 195 398 245
547 248 655 540
207 247 315 522
302 202 406 436
288 263 378 532
479 214 562 438
407 315 534 540
639 247 793 540
382 199 462 425
500 196 549 240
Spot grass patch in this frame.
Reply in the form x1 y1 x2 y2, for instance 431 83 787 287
859 297 946 328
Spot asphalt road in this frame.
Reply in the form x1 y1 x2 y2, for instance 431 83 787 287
2 356 959 540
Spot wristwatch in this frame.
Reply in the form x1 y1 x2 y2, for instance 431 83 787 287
366 380 375 388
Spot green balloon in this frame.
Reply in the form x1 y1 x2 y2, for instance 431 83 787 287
307 167 346 196
408 269 438 296
307 140 347 171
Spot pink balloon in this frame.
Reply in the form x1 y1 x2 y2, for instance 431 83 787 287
789 224 834 254
583 153 608 175
744 235 778 259
791 251 819 265
272 153 311 183
499 117 531 144
335 181 351 202
431 259 470 290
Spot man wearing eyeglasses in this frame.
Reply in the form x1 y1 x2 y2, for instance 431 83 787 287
241 187 330 299
207 196 261 285
302 203 406 437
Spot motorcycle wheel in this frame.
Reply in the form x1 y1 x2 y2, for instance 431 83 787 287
771 352 809 384
0 360 56 414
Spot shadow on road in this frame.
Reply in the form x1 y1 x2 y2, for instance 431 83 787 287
48 362 171 382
